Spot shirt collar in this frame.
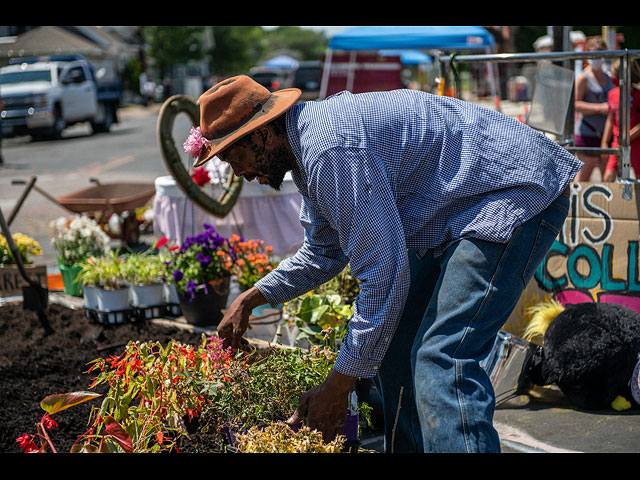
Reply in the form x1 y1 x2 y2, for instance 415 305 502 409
285 104 309 195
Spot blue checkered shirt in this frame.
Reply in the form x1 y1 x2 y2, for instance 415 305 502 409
254 89 582 379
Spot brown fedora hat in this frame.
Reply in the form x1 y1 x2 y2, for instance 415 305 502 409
190 75 301 168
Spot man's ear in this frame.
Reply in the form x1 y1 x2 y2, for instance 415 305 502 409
258 123 278 148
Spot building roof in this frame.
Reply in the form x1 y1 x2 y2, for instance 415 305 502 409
0 26 104 62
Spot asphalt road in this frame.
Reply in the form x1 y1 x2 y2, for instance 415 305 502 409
0 103 179 270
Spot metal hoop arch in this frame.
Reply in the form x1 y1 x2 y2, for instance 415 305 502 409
156 94 243 218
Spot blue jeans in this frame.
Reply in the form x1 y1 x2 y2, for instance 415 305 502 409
373 195 569 453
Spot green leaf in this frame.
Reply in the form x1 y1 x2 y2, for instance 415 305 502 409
40 391 102 415
310 305 329 324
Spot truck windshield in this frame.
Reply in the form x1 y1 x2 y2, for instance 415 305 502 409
0 70 52 85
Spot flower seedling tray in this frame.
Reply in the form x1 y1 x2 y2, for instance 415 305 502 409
84 306 136 325
164 302 182 317
84 303 183 325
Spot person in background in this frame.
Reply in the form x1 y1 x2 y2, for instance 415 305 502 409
601 59 640 182
574 36 615 181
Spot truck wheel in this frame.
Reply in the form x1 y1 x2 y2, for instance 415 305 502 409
91 103 114 133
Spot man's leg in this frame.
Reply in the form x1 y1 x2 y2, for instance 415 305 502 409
373 249 440 452
411 196 569 452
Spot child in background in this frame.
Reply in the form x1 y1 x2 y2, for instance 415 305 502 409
602 59 640 181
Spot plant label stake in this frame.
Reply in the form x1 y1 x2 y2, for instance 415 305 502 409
0 206 53 335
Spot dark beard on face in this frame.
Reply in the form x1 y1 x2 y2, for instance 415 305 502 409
256 144 294 191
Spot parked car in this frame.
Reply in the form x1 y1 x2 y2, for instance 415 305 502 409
0 54 121 139
293 61 321 100
249 67 294 92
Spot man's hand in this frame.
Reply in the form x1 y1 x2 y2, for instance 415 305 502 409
286 369 357 442
217 286 267 350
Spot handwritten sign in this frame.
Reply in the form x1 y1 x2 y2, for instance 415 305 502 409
506 182 640 337
0 265 48 297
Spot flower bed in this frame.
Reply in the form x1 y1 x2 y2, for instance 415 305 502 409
8 302 370 453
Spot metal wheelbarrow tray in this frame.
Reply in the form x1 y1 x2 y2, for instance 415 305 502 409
55 183 156 214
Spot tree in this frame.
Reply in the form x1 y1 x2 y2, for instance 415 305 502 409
262 26 328 61
206 26 266 76
141 26 205 78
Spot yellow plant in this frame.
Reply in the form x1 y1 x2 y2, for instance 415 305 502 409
0 233 42 265
234 421 345 453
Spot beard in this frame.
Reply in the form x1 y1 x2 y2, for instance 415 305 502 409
256 144 294 191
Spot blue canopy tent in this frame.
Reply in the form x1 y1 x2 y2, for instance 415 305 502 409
378 49 433 66
328 26 495 51
262 55 299 69
320 26 497 99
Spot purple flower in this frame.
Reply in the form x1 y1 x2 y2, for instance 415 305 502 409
196 253 212 265
195 232 210 247
212 234 225 248
173 269 184 282
186 280 198 294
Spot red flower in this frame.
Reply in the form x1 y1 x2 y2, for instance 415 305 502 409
16 433 38 453
156 236 168 249
191 167 210 187
41 414 58 430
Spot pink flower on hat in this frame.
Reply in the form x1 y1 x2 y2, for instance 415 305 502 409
183 127 211 159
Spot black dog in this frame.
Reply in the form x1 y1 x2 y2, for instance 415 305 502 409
528 302 640 410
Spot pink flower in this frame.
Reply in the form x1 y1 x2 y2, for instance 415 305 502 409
156 236 168 249
183 127 211 159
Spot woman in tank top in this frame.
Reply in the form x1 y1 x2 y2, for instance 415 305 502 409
574 36 614 181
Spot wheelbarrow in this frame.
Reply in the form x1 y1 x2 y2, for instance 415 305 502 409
10 176 156 246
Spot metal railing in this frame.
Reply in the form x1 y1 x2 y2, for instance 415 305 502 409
437 49 640 194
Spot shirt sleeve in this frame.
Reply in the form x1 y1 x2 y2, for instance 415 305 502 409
254 192 350 305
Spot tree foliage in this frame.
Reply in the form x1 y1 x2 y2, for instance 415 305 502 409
140 26 329 79
141 26 205 77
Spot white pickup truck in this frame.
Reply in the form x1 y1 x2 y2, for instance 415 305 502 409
0 54 121 140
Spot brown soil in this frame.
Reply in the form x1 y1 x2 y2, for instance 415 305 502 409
0 299 211 453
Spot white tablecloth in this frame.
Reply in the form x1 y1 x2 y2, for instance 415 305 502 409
153 172 304 258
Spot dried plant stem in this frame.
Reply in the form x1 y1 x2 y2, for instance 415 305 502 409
391 386 404 454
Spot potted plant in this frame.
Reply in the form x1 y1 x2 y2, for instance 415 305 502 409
226 233 281 340
226 234 276 293
50 215 111 297
164 224 235 326
153 236 182 315
0 232 46 296
121 251 165 312
77 250 130 320
281 266 359 350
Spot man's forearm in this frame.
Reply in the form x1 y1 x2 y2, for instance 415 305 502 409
236 286 268 312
